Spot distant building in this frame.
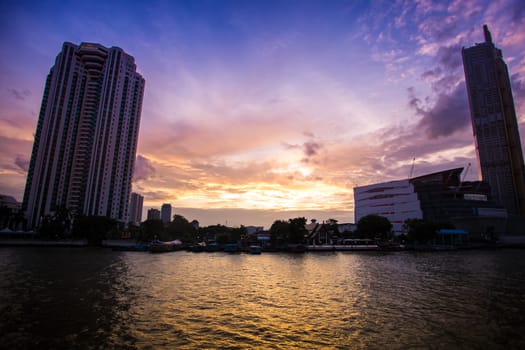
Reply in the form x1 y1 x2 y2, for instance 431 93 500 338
0 195 24 231
0 195 21 211
147 208 161 221
337 223 356 234
245 226 264 235
462 25 525 216
161 203 172 224
354 179 423 233
354 168 507 235
191 220 200 231
128 193 144 225
22 42 145 228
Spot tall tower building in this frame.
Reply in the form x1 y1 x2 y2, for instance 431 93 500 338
23 42 145 228
161 203 172 224
129 192 144 225
462 25 525 216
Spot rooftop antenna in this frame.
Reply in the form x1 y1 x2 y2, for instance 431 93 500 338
483 24 493 44
409 158 415 179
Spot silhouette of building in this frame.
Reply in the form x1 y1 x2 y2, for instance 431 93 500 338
462 25 525 217
354 168 507 235
147 208 160 221
22 42 145 228
161 203 172 224
129 192 144 225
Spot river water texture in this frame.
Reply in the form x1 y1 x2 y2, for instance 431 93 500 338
1 247 524 349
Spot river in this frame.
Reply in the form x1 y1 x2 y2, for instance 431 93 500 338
1 247 524 349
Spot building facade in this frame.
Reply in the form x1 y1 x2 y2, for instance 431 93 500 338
128 192 144 225
23 42 145 227
161 203 172 224
354 178 423 234
462 25 525 216
354 168 507 235
147 208 160 221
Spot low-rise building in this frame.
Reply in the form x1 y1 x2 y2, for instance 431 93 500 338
354 167 506 236
147 208 161 221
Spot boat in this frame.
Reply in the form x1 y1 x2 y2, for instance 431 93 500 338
205 242 221 252
286 244 306 253
112 242 150 251
223 243 240 253
189 242 206 252
247 245 262 254
149 240 182 253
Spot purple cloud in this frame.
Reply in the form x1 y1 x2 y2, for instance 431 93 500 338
133 155 156 182
303 140 322 157
409 82 471 139
7 88 31 101
14 155 29 172
511 73 525 101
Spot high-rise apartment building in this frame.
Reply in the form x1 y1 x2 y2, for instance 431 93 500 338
23 42 145 228
147 208 160 221
129 192 144 225
161 203 172 224
462 25 525 216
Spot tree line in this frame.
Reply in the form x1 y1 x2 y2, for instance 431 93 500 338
14 205 457 246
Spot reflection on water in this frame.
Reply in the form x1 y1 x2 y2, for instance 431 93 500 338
1 248 525 349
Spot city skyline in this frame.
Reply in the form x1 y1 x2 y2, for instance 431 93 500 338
2 0 525 228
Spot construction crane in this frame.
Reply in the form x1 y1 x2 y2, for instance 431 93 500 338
462 163 471 182
408 158 415 179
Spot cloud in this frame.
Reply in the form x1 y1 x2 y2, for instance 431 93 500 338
409 82 470 138
7 88 31 101
14 155 29 172
303 140 322 157
133 154 155 182
436 44 463 71
511 73 525 101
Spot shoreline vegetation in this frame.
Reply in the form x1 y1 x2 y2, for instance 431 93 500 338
2 213 525 251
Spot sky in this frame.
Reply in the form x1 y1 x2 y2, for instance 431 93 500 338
1 0 525 228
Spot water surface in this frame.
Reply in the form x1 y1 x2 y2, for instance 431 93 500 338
1 248 524 349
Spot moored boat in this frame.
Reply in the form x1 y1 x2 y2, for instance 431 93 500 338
149 240 182 253
247 245 262 254
223 243 240 253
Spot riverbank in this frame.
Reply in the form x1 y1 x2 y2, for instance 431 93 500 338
0 239 88 247
1 236 525 250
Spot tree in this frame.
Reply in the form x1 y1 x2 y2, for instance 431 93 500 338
356 214 392 240
269 217 307 246
166 214 197 242
403 218 438 243
38 207 72 238
229 226 246 243
140 219 164 241
270 220 290 247
71 215 118 245
288 217 307 244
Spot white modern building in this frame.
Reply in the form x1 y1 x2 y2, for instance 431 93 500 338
23 42 145 228
354 179 423 234
354 168 508 236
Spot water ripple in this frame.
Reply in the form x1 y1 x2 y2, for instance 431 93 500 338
1 249 525 349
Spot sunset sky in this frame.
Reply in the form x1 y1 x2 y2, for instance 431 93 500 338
1 0 525 228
